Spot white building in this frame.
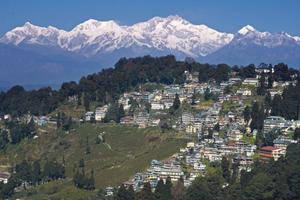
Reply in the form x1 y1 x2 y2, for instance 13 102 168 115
0 172 10 184
151 101 164 110
95 105 108 121
263 116 287 134
85 111 94 121
242 78 259 87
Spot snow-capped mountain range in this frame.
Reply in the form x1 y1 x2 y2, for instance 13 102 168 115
0 15 300 88
0 15 235 57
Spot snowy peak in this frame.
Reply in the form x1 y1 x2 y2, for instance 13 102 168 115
0 21 66 46
238 25 256 35
71 19 122 34
233 25 300 48
1 16 299 58
129 15 234 56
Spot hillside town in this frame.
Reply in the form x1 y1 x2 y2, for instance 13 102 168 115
0 63 299 199
76 67 299 194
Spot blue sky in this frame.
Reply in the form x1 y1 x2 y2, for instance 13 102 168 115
1 0 300 36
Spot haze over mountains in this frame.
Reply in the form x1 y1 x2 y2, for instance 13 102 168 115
1 15 300 88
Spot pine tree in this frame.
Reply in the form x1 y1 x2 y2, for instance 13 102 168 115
27 117 35 137
271 95 282 116
230 163 239 184
267 73 274 88
221 156 231 183
173 94 181 110
250 102 263 132
264 92 272 115
83 93 90 111
172 177 185 200
88 169 95 190
0 130 9 150
293 128 300 141
128 185 135 200
85 136 91 154
139 182 155 200
32 160 41 184
191 93 196 105
164 177 173 200
154 179 164 199
116 184 131 200
257 74 266 95
56 112 61 128
185 177 213 200
243 106 251 125
204 88 211 101
119 104 125 120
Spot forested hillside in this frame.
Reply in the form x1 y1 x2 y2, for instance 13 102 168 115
1 55 299 120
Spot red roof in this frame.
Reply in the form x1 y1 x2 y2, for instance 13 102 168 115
260 146 278 151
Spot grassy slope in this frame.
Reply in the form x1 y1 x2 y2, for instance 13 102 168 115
0 123 186 199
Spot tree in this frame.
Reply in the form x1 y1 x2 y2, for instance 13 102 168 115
104 102 120 123
274 63 291 81
215 64 230 83
239 64 256 78
173 94 181 110
164 177 173 200
230 163 239 184
87 169 95 190
264 92 272 115
85 136 91 154
267 73 274 88
243 106 251 125
27 118 36 137
154 179 164 199
250 102 264 132
172 177 185 200
116 184 132 200
240 170 251 188
62 116 73 131
264 129 280 146
137 182 155 200
56 112 61 128
221 156 231 183
127 185 135 200
119 104 125 119
15 160 32 184
257 74 266 96
204 88 211 101
73 168 94 190
191 93 196 105
83 93 90 111
79 159 85 169
241 173 273 200
198 68 209 83
255 130 265 148
43 160 65 180
271 94 282 116
0 176 19 199
185 177 213 200
32 160 41 184
293 128 300 140
0 130 9 150
213 123 220 132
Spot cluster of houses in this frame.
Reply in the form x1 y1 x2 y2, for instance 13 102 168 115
120 142 207 192
1 68 299 191
124 158 185 191
101 71 300 194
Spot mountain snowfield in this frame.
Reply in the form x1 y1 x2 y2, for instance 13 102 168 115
1 15 300 59
0 15 300 88
0 15 236 57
